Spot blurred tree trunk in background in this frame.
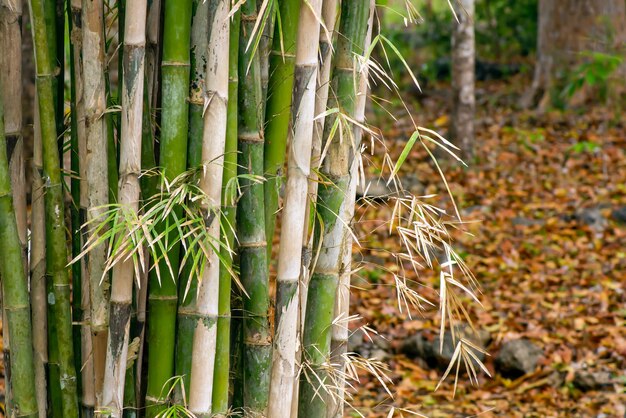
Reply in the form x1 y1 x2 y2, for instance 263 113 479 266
450 0 475 162
522 0 626 110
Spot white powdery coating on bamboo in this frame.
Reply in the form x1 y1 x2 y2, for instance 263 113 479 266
268 1 324 417
188 0 230 414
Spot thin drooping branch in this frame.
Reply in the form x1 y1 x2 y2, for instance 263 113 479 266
101 0 147 415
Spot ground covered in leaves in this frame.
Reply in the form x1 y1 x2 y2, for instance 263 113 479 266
348 74 626 417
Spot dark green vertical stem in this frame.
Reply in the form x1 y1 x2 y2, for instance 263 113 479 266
29 0 80 415
144 0 192 416
262 0 301 260
237 1 271 415
0 75 39 418
173 0 208 399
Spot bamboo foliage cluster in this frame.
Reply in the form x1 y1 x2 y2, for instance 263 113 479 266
0 0 485 417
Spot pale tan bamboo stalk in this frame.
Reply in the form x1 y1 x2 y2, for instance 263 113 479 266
70 3 96 413
328 3 375 416
101 1 147 415
291 1 340 414
268 1 324 416
30 89 49 418
68 2 94 413
187 2 230 415
82 0 110 406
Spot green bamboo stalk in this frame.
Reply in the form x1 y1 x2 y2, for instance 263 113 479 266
28 0 80 415
328 4 375 416
0 1 26 413
298 2 370 417
101 0 147 414
42 0 63 154
41 1 64 414
144 1 192 416
66 1 84 412
258 0 275 116
262 0 301 260
0 84 39 418
237 0 272 414
173 0 210 399
211 9 240 416
30 92 49 418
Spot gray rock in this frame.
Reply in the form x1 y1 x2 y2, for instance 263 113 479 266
348 331 364 353
370 349 391 362
576 207 607 233
400 324 490 370
573 370 613 391
611 206 626 224
495 339 542 378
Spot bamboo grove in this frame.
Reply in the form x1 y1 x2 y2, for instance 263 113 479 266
0 0 484 417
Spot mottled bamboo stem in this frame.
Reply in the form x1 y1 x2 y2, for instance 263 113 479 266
268 1 323 417
101 0 147 415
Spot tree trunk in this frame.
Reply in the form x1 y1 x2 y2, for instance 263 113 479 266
450 0 475 162
522 0 626 109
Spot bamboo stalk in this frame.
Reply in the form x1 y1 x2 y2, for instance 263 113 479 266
187 2 230 415
173 0 210 399
101 0 147 415
145 0 162 113
30 92 48 418
298 2 370 417
268 1 323 417
67 1 88 414
259 1 275 115
28 0 80 414
237 0 272 414
211 9 241 416
290 2 340 413
0 83 39 418
40 2 64 414
0 0 27 266
82 0 111 407
0 2 25 412
262 0 301 260
144 1 192 416
328 4 375 416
